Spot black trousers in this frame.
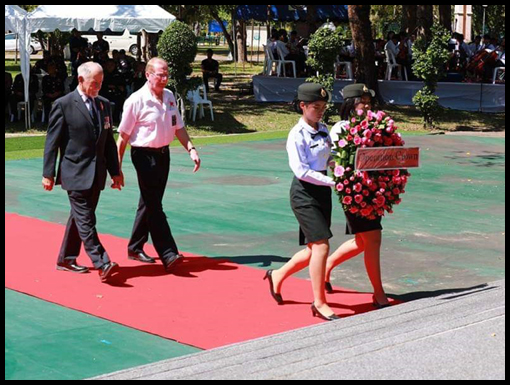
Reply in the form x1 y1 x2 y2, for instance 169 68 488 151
58 180 110 269
203 73 223 91
128 146 179 262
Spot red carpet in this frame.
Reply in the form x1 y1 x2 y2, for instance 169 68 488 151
5 213 398 350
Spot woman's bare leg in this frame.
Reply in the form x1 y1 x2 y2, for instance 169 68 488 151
325 235 365 283
360 230 389 305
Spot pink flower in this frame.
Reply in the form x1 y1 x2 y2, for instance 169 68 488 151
343 196 353 205
354 137 362 146
345 188 352 194
374 196 386 207
344 179 350 186
354 183 363 193
367 110 374 121
361 206 374 217
363 129 372 139
336 183 344 192
351 118 357 124
334 166 345 177
357 109 364 116
338 139 348 148
360 202 367 208
355 194 364 204
350 127 359 135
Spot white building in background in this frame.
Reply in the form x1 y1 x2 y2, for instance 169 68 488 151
454 5 473 42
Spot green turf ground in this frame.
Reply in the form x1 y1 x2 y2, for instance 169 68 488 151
5 134 505 380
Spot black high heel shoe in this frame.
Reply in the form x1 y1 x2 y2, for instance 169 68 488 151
263 270 284 305
311 303 341 321
325 282 334 294
373 296 391 309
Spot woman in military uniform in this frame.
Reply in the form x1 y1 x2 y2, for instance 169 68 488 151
327 83 391 309
264 83 340 321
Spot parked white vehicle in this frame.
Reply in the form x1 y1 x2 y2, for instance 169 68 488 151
5 33 43 55
81 30 139 55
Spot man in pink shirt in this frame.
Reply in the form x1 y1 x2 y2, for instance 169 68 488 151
117 57 201 272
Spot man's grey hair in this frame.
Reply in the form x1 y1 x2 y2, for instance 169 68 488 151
77 62 103 79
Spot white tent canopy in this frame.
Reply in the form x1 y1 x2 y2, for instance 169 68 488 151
28 5 176 33
5 4 27 32
6 5 31 128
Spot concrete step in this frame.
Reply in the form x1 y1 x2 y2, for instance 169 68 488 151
90 280 505 380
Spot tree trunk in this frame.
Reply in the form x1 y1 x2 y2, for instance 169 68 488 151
348 5 382 104
439 5 453 33
210 9 235 61
235 19 248 63
402 5 418 34
417 5 434 41
304 5 318 38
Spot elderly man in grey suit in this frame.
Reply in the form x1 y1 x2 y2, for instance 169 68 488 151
42 62 123 283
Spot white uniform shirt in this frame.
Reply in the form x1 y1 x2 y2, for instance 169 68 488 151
118 83 184 148
287 118 335 187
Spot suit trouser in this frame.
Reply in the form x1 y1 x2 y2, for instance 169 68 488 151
58 181 111 269
203 73 223 91
128 146 179 262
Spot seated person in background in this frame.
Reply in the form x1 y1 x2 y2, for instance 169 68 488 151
482 34 496 51
201 49 223 93
51 53 69 81
35 50 52 74
275 31 307 77
287 31 304 55
71 48 91 91
497 38 506 66
469 35 484 56
132 61 147 92
9 67 39 122
100 59 126 123
42 62 65 123
117 49 134 94
5 72 13 113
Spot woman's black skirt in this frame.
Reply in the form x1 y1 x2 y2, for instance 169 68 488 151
290 176 333 246
344 211 383 235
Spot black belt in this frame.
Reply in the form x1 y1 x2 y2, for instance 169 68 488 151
132 146 169 154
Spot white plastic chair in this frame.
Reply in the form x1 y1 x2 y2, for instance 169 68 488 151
493 67 506 84
187 85 214 122
275 45 297 78
17 101 36 123
264 44 279 76
335 58 354 80
262 44 273 76
385 49 408 81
